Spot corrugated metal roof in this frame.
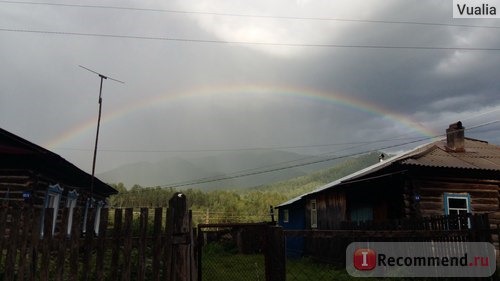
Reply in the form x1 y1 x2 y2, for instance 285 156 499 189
276 137 500 208
401 139 500 170
276 151 405 208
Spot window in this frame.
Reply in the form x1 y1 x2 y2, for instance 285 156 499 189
444 193 471 229
283 209 289 223
310 199 317 229
350 204 373 223
66 190 78 236
41 184 63 237
444 193 471 215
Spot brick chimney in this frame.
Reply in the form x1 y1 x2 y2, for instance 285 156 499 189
445 121 465 152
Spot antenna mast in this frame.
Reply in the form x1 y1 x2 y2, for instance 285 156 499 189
79 65 124 199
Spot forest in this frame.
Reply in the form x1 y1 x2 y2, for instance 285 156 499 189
107 152 381 225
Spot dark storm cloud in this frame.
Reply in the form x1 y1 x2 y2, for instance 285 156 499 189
1 0 498 173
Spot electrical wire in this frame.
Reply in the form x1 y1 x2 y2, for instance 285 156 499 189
55 135 427 153
156 136 435 189
2 0 500 30
154 120 499 189
3 28 500 51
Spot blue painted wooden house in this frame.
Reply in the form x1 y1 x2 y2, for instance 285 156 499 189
276 122 500 257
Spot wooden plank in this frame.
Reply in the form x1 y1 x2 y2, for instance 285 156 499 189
40 208 54 281
197 225 204 281
55 208 69 281
110 208 123 281
152 208 163 281
416 177 500 186
163 206 171 279
4 207 20 280
0 202 9 267
472 203 500 212
17 205 33 281
69 208 82 281
81 207 96 281
266 226 286 281
95 208 109 281
418 201 444 211
189 211 198 281
121 208 133 281
165 193 196 281
28 207 43 281
138 208 148 281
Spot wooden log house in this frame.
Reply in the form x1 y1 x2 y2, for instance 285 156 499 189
276 121 500 254
0 127 117 235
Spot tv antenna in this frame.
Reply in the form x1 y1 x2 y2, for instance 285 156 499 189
79 65 124 200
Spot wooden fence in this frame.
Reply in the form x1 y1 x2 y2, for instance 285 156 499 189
0 193 197 281
3 198 496 280
284 213 496 266
195 214 497 281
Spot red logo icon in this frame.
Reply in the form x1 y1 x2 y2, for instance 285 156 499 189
354 248 376 271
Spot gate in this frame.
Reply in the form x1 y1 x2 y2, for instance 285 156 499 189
197 223 285 281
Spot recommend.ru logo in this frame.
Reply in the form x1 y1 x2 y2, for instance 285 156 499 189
346 242 496 277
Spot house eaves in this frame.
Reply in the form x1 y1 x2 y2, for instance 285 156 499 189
276 150 406 208
276 137 500 209
0 127 118 196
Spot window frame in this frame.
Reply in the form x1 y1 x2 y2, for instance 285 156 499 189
310 199 318 229
66 190 78 236
82 197 94 234
282 209 289 223
94 200 105 235
444 193 471 215
444 193 471 229
41 184 64 237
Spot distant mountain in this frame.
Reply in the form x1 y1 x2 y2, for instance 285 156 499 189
98 150 351 189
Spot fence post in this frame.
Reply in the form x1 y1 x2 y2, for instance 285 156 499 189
165 193 197 281
265 225 286 281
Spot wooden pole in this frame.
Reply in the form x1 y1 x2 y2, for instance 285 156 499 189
165 193 197 281
265 226 286 281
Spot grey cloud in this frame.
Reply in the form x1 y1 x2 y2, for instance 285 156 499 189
1 0 499 174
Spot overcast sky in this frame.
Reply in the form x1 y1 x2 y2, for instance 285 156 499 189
1 0 499 176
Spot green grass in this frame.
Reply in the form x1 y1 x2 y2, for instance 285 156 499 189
200 244 479 281
286 257 354 281
201 243 358 281
202 243 265 281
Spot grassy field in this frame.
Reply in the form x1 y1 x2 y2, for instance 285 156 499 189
201 243 364 281
200 243 475 281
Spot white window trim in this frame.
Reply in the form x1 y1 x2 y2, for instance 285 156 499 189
283 209 289 223
444 193 471 229
41 184 63 237
94 201 105 235
82 197 94 234
444 193 471 215
66 190 78 236
310 199 318 229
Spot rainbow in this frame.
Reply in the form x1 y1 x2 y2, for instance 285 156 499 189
44 84 437 149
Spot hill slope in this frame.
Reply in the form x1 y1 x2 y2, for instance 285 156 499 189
98 150 347 189
108 152 383 223
249 152 382 198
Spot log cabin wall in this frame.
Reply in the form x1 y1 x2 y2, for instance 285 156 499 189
343 176 406 223
305 191 346 230
0 169 35 203
412 177 500 221
304 175 409 229
0 168 103 207
318 191 346 230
